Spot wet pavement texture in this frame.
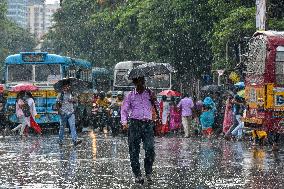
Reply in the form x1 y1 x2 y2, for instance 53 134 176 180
0 132 284 189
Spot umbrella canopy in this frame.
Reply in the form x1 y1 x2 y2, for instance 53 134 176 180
200 85 221 92
128 62 175 79
158 90 181 97
234 81 245 88
11 83 39 92
237 90 245 98
53 77 92 93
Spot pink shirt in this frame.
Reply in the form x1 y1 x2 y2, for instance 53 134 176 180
121 89 156 125
16 99 24 117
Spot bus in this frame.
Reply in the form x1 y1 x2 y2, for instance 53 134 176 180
243 31 284 135
113 61 172 92
3 52 92 129
92 67 112 92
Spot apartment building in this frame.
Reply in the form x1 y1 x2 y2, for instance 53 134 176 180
6 0 59 40
6 0 28 29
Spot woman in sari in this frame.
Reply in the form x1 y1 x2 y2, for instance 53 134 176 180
169 97 181 133
222 94 234 134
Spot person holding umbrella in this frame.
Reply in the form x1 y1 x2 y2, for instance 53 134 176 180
121 76 158 185
56 81 82 146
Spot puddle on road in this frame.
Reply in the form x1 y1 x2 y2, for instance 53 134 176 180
0 133 283 188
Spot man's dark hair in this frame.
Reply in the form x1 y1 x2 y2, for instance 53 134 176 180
132 77 145 85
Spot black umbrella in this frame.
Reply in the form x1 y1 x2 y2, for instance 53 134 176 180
200 85 222 92
128 62 175 79
53 77 92 93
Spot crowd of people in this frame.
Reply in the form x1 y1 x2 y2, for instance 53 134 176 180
0 76 281 185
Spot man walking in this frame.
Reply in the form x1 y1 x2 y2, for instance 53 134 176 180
121 77 157 185
56 82 82 146
177 93 194 137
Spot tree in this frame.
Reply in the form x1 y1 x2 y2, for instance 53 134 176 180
0 2 36 76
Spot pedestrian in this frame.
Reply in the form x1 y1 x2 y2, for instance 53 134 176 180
121 76 157 184
159 95 170 135
177 93 194 137
0 94 7 136
200 104 215 139
212 91 225 135
223 93 234 134
25 91 42 134
231 95 245 140
56 82 82 146
12 91 30 136
169 97 181 133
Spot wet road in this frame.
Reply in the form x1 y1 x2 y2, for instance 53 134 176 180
0 132 284 189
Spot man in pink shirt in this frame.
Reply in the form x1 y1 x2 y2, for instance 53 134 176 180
121 77 157 185
177 93 194 137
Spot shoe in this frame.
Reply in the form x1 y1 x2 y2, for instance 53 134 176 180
74 140 82 147
135 176 144 185
146 174 153 184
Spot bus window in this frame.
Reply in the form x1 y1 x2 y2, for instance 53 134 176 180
115 70 133 86
146 74 171 89
68 70 76 78
276 46 284 84
8 64 33 82
35 64 61 82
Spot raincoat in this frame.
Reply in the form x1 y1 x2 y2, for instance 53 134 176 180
200 97 216 133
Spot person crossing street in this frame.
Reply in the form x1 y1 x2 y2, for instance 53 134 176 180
121 77 158 185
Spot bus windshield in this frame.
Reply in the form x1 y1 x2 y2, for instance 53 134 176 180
114 70 133 87
146 74 171 89
8 64 33 82
35 64 61 82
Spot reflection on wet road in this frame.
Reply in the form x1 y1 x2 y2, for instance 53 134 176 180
0 132 283 188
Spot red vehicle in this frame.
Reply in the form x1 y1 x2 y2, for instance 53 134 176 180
244 31 284 138
0 84 3 94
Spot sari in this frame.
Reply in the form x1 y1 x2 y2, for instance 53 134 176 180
222 98 234 134
169 104 181 131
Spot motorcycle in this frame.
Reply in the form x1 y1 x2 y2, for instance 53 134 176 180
92 106 109 132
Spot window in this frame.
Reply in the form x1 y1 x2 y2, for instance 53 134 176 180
276 46 284 84
114 70 133 87
146 74 171 89
8 64 33 82
35 64 61 82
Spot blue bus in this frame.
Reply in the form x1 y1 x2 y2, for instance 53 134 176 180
3 52 92 128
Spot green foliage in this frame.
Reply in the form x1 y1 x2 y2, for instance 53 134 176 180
46 0 284 81
0 2 36 76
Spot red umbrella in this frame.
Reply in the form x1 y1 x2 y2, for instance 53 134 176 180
158 90 181 97
11 83 39 92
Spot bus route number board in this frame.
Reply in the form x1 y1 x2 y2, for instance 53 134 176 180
22 54 45 62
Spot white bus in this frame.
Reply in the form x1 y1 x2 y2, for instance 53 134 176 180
113 61 172 92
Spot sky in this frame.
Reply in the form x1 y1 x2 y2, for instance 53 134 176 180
45 0 59 4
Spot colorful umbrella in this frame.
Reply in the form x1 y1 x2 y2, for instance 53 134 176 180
237 90 245 98
11 83 39 92
158 90 181 97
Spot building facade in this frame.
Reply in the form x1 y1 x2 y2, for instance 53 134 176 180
6 0 59 40
6 0 28 29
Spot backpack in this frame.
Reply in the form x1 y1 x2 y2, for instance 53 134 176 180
22 100 31 117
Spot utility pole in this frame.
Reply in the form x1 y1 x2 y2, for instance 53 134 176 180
256 0 267 30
